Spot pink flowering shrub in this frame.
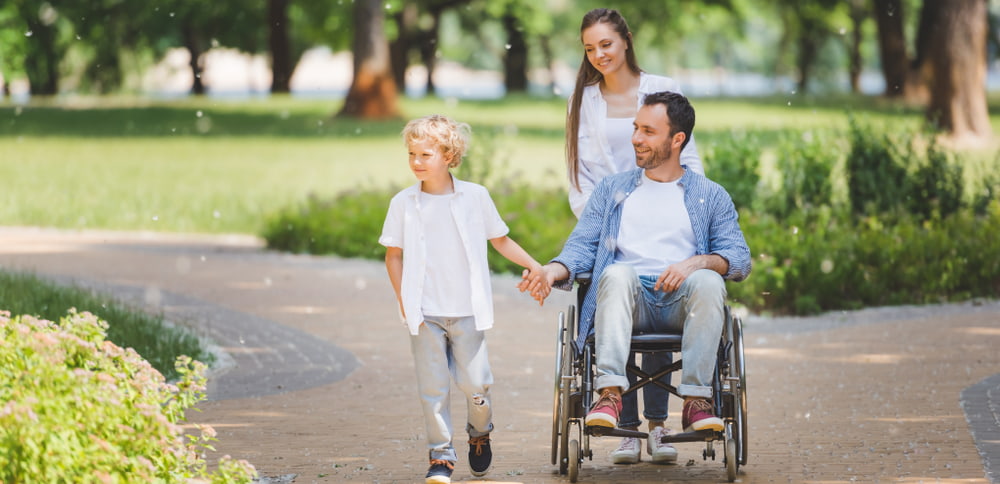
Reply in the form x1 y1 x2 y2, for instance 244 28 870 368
0 309 256 483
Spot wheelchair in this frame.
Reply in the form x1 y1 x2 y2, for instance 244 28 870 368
550 275 748 482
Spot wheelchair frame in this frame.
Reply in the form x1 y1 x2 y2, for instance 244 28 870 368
550 277 748 482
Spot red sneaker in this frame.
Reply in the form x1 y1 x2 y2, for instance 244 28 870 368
584 389 622 428
682 398 724 432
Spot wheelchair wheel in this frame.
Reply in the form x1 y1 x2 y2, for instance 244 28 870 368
725 422 737 482
551 311 567 466
568 438 580 483
732 314 749 466
552 306 577 474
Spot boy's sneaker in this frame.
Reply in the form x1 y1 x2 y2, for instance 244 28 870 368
610 436 641 464
682 398 724 432
584 389 622 428
425 459 454 484
468 435 492 477
647 426 679 464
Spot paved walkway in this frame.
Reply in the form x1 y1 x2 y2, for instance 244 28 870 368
1 227 998 483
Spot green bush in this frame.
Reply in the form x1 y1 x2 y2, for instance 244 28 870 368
0 309 256 483
732 202 1000 314
908 138 964 220
846 117 968 221
846 116 912 217
0 270 212 381
703 131 761 212
767 130 840 217
262 189 391 260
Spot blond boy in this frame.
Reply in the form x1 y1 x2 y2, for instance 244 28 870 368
379 114 547 484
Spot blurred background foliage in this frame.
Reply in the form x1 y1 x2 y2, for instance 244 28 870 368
2 0 1000 316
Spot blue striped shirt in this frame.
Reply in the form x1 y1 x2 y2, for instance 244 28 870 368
552 168 751 349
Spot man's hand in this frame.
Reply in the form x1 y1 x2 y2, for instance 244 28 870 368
518 263 568 305
654 255 727 292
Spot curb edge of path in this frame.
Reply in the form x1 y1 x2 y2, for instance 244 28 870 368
962 372 1000 484
43 274 360 401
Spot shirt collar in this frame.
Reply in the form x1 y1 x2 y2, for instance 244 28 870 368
405 174 467 201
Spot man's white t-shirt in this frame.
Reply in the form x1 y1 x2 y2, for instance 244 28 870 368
615 171 697 277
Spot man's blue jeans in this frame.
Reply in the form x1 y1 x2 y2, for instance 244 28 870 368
593 264 726 400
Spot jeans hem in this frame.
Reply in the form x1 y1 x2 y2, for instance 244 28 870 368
596 375 630 393
678 383 712 399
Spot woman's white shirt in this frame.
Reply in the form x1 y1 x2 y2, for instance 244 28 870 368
568 72 703 218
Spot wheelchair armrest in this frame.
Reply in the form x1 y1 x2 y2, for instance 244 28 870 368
576 272 592 284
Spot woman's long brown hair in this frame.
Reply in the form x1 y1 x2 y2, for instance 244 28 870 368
565 8 642 191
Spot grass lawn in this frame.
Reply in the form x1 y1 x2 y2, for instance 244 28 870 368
1 93 997 235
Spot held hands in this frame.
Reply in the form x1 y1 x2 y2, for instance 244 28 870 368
518 263 553 306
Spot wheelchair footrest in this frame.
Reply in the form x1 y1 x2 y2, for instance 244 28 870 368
660 429 720 443
586 427 648 439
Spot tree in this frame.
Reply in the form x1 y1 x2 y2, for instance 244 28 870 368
10 0 65 95
872 0 913 97
500 8 529 93
388 1 472 96
922 0 992 142
847 0 867 93
771 0 842 94
0 3 28 97
269 0 292 93
68 0 154 93
337 0 399 119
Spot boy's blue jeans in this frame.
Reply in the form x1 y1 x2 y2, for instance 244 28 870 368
593 264 726 401
410 315 494 463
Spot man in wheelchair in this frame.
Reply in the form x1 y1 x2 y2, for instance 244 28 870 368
521 91 751 453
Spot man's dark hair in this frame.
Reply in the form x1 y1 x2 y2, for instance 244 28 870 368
642 91 695 151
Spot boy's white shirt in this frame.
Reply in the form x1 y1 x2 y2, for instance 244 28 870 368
379 177 509 335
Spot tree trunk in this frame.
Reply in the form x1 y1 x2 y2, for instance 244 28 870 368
389 4 419 93
182 25 206 96
18 7 59 95
87 38 123 94
419 10 442 96
269 0 292 94
337 0 400 119
538 34 556 96
873 0 909 96
502 13 528 93
848 0 866 93
924 0 992 141
794 17 821 94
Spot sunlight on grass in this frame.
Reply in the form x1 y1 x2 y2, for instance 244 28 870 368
1 94 996 235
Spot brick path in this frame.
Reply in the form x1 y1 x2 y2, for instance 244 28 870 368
1 228 997 483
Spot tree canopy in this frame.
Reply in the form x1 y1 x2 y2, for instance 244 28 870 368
0 0 995 141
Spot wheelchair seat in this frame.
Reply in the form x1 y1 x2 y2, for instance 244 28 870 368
584 332 682 349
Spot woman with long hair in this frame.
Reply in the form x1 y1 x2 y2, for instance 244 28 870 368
565 8 703 217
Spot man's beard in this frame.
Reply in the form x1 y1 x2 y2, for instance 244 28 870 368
636 140 673 170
